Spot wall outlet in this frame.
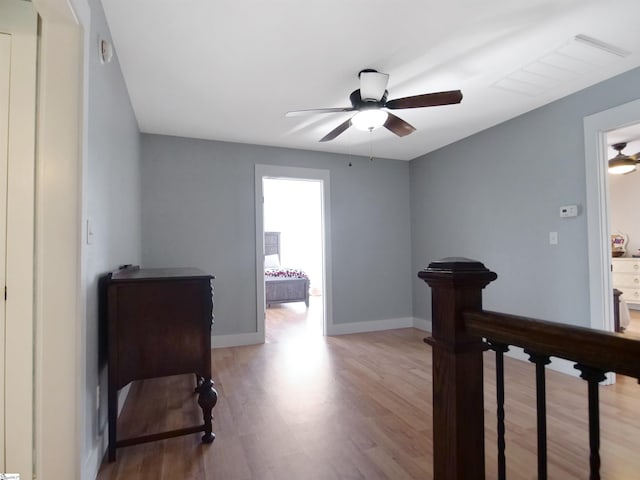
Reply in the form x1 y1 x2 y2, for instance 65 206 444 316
560 205 578 218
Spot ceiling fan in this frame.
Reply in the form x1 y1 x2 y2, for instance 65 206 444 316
609 142 640 175
285 69 463 142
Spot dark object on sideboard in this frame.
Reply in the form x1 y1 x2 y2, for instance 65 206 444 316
103 266 217 461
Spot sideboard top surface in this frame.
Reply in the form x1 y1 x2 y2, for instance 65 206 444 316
110 267 213 282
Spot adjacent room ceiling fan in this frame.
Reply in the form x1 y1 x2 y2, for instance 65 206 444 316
285 69 463 142
609 142 640 175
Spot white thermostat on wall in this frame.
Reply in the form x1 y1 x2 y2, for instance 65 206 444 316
559 205 578 218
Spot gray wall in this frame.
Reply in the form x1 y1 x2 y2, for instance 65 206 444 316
141 135 413 335
84 0 142 469
410 66 640 327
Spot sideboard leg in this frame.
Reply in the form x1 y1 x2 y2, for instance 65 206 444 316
107 384 118 461
197 377 218 443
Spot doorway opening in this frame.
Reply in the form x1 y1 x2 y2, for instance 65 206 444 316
584 98 640 338
255 165 332 344
606 124 640 335
264 178 323 342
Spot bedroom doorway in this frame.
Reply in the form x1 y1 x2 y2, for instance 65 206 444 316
263 178 323 342
585 99 640 386
255 165 332 343
585 98 640 336
605 124 640 335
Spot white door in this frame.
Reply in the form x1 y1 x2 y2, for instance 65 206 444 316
0 32 10 472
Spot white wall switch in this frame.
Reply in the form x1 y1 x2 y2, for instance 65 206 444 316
86 218 94 245
560 205 578 218
549 231 558 245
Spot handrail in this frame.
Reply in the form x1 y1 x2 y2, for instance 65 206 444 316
418 257 640 480
464 310 640 379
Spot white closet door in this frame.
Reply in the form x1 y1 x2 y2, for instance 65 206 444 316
0 32 10 472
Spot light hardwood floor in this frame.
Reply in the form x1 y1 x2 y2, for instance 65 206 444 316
626 308 640 335
97 300 640 479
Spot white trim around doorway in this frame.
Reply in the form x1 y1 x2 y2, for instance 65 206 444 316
255 165 333 342
33 0 88 477
0 3 37 476
584 98 640 334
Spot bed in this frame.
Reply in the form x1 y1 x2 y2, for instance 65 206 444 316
264 232 309 308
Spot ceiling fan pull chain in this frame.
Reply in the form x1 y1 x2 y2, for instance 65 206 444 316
369 129 374 161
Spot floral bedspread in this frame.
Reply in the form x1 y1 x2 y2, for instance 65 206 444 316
265 268 309 280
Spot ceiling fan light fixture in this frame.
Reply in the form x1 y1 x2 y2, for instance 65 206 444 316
608 142 638 174
608 156 637 175
288 69 463 142
351 109 388 131
359 70 390 102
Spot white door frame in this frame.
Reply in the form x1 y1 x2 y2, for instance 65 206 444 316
32 0 89 478
0 3 37 477
584 98 640 334
255 165 332 341
0 31 10 476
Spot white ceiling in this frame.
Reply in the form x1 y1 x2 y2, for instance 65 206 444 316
608 123 640 147
608 124 640 158
102 0 640 161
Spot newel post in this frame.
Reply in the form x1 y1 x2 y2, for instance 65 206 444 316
418 258 498 480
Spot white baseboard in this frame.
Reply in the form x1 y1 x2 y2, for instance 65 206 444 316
82 383 132 479
327 317 414 336
212 332 263 348
82 442 100 480
412 317 432 332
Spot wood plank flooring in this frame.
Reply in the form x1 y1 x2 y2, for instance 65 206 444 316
97 300 640 479
626 308 640 335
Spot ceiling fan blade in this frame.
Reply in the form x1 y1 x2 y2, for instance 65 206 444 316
319 117 352 142
360 70 389 102
384 112 416 137
286 107 354 117
385 90 463 110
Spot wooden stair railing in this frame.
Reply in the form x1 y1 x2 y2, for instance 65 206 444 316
419 258 640 480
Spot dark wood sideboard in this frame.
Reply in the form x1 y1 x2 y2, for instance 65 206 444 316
103 266 218 461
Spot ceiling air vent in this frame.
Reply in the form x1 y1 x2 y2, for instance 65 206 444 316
492 35 631 97
573 34 631 59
